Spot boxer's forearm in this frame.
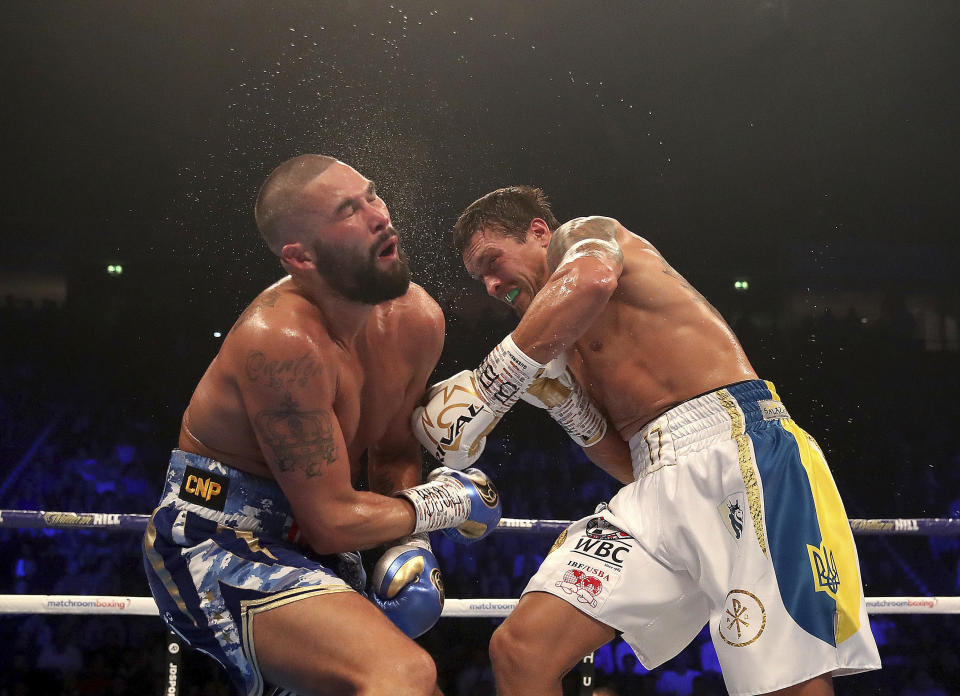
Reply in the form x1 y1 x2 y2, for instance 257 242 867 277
582 428 635 484
511 258 618 364
301 492 418 554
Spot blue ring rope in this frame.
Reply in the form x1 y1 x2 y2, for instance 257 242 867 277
1 509 958 535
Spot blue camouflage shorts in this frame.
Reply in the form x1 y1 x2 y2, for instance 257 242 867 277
143 450 366 696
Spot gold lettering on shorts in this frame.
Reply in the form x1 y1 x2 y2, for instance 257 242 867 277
184 474 222 501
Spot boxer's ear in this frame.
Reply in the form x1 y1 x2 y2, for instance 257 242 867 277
528 218 552 247
280 242 313 270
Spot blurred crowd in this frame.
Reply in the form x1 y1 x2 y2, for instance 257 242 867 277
2 295 959 695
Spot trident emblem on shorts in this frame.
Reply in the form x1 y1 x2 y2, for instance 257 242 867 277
807 542 840 598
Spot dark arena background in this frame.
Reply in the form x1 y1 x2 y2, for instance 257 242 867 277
2 2 959 694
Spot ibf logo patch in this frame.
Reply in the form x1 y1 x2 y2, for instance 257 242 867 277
718 492 746 541
555 568 604 608
808 542 840 599
179 466 229 512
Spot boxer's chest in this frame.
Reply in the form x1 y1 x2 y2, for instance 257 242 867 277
333 341 410 463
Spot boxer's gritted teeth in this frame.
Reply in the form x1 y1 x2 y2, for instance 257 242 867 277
505 288 520 304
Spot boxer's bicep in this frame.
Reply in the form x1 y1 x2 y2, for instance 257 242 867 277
239 339 354 505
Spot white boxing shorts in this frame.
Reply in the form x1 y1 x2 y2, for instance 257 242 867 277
522 380 881 696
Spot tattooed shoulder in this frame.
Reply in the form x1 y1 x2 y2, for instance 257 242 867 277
231 289 282 334
255 394 337 477
245 350 321 390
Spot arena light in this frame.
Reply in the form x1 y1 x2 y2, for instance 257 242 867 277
213 331 222 339
106 264 124 276
733 279 749 291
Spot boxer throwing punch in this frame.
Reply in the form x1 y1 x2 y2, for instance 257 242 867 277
143 155 500 696
414 186 880 696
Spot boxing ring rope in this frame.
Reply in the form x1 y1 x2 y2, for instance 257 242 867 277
3 507 960 618
3 508 958 695
4 508 960 535
3 594 959 617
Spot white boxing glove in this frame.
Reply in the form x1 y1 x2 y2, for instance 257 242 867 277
521 354 607 448
412 334 545 469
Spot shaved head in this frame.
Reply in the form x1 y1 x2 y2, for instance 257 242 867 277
255 154 338 255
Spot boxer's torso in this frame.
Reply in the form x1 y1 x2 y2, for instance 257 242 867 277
569 228 757 442
180 277 425 483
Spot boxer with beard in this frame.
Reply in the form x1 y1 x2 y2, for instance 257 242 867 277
143 156 501 696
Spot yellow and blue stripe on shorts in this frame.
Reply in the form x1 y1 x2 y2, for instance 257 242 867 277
722 379 862 647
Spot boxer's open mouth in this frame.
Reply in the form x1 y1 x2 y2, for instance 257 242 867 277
377 238 398 259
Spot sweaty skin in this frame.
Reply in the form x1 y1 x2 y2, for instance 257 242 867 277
467 216 834 696
164 158 449 696
177 159 447 557
180 278 444 553
463 215 757 441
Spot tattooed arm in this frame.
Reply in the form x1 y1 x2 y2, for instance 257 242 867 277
239 330 417 554
367 289 446 496
512 216 624 364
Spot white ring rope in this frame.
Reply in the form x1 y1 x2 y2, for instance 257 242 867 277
1 594 958 617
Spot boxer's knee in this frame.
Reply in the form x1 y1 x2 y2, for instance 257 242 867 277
490 618 549 681
289 642 436 696
361 643 437 696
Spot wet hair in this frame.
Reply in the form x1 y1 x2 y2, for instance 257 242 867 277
451 185 559 255
254 154 338 255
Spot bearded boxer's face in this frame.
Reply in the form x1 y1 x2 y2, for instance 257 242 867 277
306 163 411 304
312 229 411 305
462 227 551 317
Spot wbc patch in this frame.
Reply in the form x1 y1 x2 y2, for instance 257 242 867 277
549 515 632 612
584 515 632 541
178 465 230 512
571 516 633 572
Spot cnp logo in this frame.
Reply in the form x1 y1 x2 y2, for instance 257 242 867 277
185 475 221 501
178 465 229 512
